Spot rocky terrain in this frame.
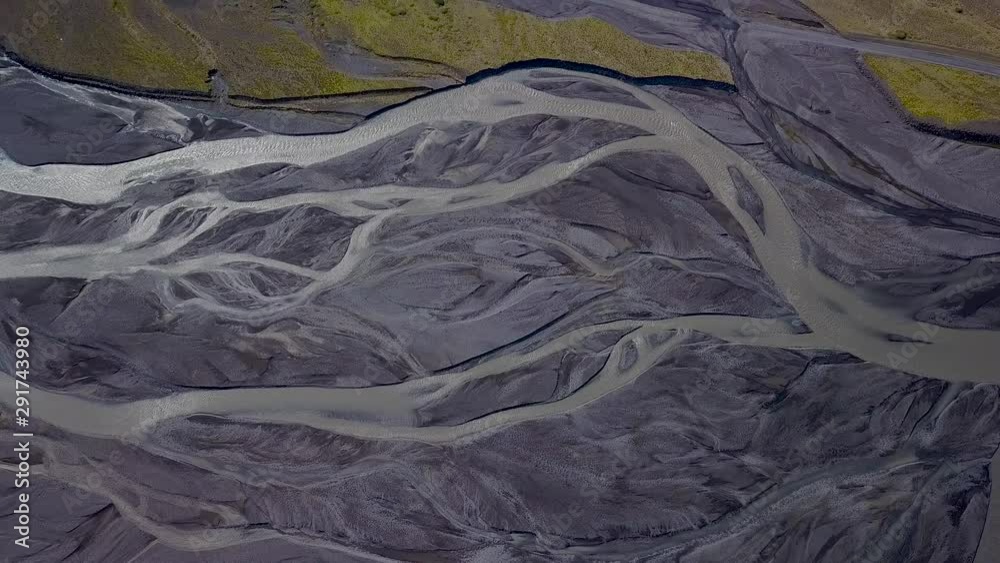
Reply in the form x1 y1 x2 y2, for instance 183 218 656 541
0 1 999 562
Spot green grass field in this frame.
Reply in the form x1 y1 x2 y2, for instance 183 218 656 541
233 28 408 99
0 0 731 99
311 0 732 82
865 54 1000 125
803 0 1000 60
4 0 211 92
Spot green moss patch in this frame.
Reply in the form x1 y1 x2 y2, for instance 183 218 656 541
1 0 730 99
865 54 1000 125
230 28 407 99
312 0 732 82
3 0 210 92
803 0 1000 60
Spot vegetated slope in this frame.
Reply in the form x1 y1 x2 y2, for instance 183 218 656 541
309 0 732 81
1 0 211 92
865 54 1000 127
802 0 1000 59
0 0 731 100
0 0 407 98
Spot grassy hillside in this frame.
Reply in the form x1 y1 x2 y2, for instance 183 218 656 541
310 0 732 81
0 0 406 98
0 0 731 100
802 0 1000 60
2 0 210 92
865 54 1000 125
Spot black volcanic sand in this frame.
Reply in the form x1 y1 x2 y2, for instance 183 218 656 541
1 4 1000 562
